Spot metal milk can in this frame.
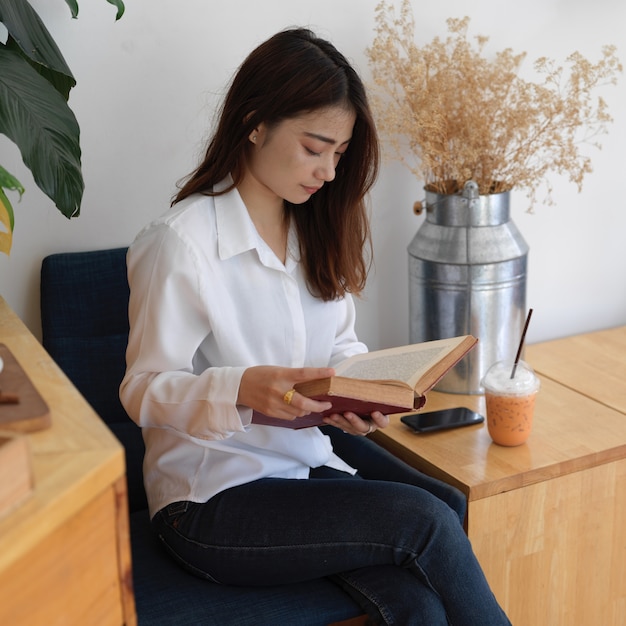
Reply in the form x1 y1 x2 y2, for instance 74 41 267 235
408 181 529 393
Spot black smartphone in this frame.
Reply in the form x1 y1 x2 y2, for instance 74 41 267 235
400 407 484 433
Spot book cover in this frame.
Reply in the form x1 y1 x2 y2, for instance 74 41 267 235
252 335 477 429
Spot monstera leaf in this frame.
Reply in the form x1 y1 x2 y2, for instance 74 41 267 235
0 48 83 218
0 0 124 255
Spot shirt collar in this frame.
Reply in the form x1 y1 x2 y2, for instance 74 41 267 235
215 176 300 271
215 177 258 261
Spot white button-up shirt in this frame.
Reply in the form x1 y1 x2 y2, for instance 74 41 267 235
120 178 367 517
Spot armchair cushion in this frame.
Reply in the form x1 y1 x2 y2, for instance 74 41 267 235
129 511 363 626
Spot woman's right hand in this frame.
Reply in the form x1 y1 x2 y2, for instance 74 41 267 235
238 365 334 422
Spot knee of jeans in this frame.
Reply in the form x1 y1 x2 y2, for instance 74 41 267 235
390 488 459 539
447 489 467 525
420 495 465 537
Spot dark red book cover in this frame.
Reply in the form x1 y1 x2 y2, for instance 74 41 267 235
252 394 426 429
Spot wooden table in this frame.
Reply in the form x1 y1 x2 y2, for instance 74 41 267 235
372 326 626 626
526 325 626 414
0 298 136 625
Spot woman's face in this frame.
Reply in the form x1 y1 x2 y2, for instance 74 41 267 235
244 106 356 205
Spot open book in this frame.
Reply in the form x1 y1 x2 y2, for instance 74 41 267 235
252 335 477 429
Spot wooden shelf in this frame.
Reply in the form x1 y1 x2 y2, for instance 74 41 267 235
0 297 136 625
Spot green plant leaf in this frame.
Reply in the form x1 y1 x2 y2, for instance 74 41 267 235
64 0 79 19
0 164 25 206
106 0 125 21
62 1 125 21
0 0 76 100
0 187 15 256
0 48 83 219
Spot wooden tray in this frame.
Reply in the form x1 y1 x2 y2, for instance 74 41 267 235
0 344 51 433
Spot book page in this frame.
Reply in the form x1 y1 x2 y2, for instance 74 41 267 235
338 345 446 386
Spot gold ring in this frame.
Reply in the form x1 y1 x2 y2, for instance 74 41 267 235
283 389 296 405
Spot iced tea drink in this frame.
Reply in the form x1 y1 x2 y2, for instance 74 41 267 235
481 360 540 446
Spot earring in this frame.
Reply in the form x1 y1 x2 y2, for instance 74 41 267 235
251 134 257 143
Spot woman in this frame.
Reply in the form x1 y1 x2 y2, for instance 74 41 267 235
120 28 510 625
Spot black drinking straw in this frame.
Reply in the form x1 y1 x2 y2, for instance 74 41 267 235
511 308 533 379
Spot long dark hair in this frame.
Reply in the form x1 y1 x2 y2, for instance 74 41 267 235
174 28 379 300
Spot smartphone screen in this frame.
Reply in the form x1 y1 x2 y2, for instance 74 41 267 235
401 408 484 433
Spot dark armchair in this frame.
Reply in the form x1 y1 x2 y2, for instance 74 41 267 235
40 247 367 626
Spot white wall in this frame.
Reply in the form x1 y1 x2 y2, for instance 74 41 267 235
1 0 625 350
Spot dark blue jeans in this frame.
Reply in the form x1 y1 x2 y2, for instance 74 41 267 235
151 429 510 625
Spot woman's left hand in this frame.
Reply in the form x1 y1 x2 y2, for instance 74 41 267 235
322 410 389 436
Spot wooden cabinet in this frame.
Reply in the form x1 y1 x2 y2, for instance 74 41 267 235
372 327 626 625
0 298 136 625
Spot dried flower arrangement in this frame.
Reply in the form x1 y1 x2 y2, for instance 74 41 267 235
367 0 622 209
